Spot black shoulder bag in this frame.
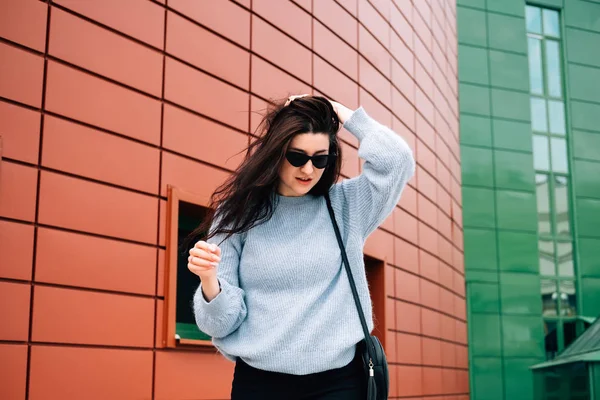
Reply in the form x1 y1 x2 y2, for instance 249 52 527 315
325 193 389 400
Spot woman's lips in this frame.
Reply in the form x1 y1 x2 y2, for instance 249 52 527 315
296 177 312 185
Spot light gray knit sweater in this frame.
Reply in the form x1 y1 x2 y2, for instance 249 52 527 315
193 107 415 375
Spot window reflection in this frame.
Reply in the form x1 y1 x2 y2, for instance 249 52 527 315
531 98 548 132
536 174 551 235
539 240 555 276
543 9 560 37
554 176 571 236
548 100 565 134
541 279 558 316
526 6 542 34
551 138 568 173
528 37 543 95
559 280 576 316
546 41 562 98
533 135 550 170
557 242 574 277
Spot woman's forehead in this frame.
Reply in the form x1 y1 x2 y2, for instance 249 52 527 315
289 132 329 151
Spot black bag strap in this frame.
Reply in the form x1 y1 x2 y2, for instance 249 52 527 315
325 192 375 358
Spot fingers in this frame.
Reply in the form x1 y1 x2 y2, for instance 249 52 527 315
284 94 309 106
188 241 221 276
189 247 220 263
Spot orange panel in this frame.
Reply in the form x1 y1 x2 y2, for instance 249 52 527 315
394 268 420 303
0 0 47 51
440 287 454 316
381 207 395 232
439 262 454 291
157 249 165 297
413 7 432 51
391 60 415 104
396 332 422 364
422 337 442 366
0 161 37 222
419 249 439 282
369 0 391 20
155 299 163 347
53 0 164 48
49 7 163 96
440 314 456 343
416 113 436 152
251 55 312 101
0 42 44 107
292 0 312 13
417 192 437 229
253 0 311 45
252 16 311 83
415 37 434 79
453 245 465 274
360 88 392 127
169 0 250 48
162 104 247 172
314 56 358 109
396 365 423 397
416 62 434 100
37 171 158 244
358 0 389 47
0 282 30 340
442 368 457 393
29 345 153 400
359 26 391 78
166 11 249 90
438 207 452 241
0 101 40 163
393 237 418 274
442 341 457 368
250 95 269 135
395 300 421 334
359 56 391 106
416 88 434 127
314 0 357 48
0 344 27 400
390 4 412 50
32 286 154 347
439 236 453 267
416 166 437 203
422 367 443 396
314 21 358 80
35 227 156 295
454 296 466 321
158 199 166 247
45 61 161 145
398 182 417 215
437 184 451 216
392 87 416 132
42 116 160 194
437 161 452 193
340 141 360 178
418 222 438 256
454 269 465 296
364 228 394 262
420 278 440 310
164 57 248 132
421 308 441 338
0 220 34 280
154 351 234 400
337 0 357 16
393 207 418 244
385 329 397 362
455 344 468 369
391 30 414 76
160 152 230 199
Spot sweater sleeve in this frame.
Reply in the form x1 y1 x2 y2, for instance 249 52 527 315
193 227 247 339
339 107 416 239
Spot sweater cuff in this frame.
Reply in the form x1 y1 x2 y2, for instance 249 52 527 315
342 107 379 142
194 280 230 316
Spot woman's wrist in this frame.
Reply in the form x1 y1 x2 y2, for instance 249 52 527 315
201 276 221 302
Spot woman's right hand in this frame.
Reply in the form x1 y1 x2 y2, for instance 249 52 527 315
188 241 222 300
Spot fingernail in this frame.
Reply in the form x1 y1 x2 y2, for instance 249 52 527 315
213 255 220 262
211 262 219 267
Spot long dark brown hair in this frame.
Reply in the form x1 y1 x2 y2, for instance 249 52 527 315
189 95 343 244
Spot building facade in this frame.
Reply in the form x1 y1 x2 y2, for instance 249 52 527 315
0 0 467 399
458 0 600 399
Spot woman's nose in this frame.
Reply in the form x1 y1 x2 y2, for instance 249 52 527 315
300 161 314 174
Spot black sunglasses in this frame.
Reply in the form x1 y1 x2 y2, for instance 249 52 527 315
285 151 336 169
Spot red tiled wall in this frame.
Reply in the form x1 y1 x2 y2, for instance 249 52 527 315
0 0 465 399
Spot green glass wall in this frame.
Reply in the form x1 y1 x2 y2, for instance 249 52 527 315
458 0 600 399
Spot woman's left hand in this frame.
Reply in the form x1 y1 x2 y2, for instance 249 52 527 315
328 100 354 125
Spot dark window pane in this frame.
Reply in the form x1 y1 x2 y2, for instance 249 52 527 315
559 280 577 317
541 279 558 316
557 242 574 277
563 320 577 349
531 98 548 132
554 176 571 236
533 134 550 170
536 174 551 235
551 138 568 173
528 37 544 95
526 6 542 34
543 9 560 37
544 320 558 360
548 100 565 134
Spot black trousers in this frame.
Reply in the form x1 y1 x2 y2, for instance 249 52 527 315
231 351 366 400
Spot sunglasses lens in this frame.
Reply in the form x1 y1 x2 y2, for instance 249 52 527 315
285 152 309 167
312 155 330 169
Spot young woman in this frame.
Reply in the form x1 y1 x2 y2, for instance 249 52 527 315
187 95 415 399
